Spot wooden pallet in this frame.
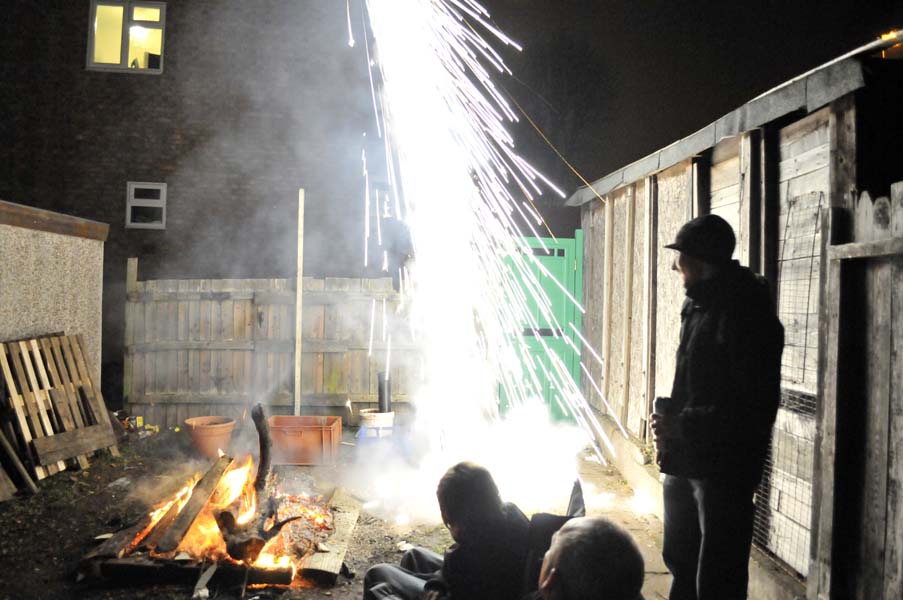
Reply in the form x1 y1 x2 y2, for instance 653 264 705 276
0 334 119 487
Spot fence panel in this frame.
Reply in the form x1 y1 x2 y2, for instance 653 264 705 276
124 259 410 428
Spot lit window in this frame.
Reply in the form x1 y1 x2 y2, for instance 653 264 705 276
126 182 167 229
87 1 166 73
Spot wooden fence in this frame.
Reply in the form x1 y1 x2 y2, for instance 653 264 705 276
124 258 415 429
809 182 903 600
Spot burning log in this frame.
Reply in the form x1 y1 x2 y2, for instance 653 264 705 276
155 455 234 554
214 403 304 563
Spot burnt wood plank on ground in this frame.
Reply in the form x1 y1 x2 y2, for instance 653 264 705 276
302 487 361 585
155 455 234 553
79 517 153 580
97 557 293 587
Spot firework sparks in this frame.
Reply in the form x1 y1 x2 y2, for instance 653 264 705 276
345 0 355 47
360 0 625 482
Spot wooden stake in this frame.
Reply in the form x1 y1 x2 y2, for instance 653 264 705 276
295 190 305 416
124 258 138 408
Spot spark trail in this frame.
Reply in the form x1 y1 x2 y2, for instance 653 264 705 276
360 0 624 487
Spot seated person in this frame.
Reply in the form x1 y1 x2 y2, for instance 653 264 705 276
531 517 644 600
363 461 530 600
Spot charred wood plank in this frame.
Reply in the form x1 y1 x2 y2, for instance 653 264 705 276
301 487 361 585
135 497 183 553
96 557 293 586
155 455 233 554
79 518 152 580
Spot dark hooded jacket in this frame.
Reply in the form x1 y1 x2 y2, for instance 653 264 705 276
658 261 784 485
424 502 530 600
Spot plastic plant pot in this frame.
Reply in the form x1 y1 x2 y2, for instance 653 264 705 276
268 415 342 465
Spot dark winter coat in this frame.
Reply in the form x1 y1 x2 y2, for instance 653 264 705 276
658 262 784 485
424 502 530 600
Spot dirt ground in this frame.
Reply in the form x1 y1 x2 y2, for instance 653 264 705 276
0 426 670 600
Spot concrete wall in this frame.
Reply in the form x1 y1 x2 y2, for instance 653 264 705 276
0 224 104 383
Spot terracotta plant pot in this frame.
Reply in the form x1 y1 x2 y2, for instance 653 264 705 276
184 416 235 459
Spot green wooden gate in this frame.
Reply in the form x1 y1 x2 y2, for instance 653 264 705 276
501 231 583 420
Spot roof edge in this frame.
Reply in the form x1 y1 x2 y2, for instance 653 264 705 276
566 31 901 208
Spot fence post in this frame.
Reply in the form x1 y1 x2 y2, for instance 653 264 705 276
124 257 138 408
294 190 305 416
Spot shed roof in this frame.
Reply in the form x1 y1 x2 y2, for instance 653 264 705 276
565 31 902 207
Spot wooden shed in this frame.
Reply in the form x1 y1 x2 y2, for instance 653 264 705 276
568 33 903 599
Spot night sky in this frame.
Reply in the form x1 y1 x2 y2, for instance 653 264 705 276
479 0 903 235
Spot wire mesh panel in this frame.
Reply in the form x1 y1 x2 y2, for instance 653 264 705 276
751 190 823 577
753 390 817 577
776 191 824 393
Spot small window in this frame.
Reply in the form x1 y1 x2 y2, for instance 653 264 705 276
126 182 166 229
87 1 166 73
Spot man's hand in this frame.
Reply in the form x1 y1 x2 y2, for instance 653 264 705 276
650 413 681 452
420 592 441 600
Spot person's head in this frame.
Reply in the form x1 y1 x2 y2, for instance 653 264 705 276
436 462 503 541
665 214 736 288
538 517 644 600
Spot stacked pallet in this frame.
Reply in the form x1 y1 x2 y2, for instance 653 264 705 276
0 333 119 499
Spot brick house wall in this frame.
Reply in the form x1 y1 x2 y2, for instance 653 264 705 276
1 0 373 405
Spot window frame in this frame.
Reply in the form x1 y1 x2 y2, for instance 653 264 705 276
86 1 167 75
126 182 167 230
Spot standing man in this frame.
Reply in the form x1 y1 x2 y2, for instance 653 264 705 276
651 214 784 600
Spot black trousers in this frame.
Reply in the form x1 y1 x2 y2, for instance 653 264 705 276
364 547 444 600
662 475 757 600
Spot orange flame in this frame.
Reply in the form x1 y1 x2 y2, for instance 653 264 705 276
131 455 333 587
